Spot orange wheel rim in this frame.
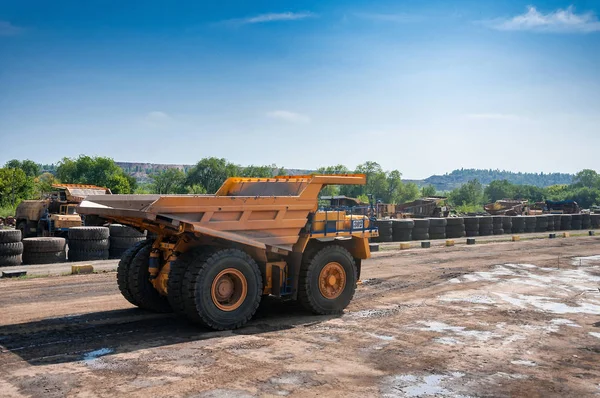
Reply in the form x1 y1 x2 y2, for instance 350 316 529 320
211 268 247 311
318 262 346 299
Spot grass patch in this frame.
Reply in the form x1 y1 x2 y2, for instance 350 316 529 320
0 205 16 218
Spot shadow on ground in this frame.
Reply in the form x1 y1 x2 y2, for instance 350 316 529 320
0 298 336 366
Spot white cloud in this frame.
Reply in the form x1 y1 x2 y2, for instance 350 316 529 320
222 12 315 26
266 110 311 124
0 21 23 36
489 6 600 33
465 113 522 121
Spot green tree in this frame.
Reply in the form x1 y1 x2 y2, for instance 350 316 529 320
421 185 437 197
4 159 41 178
484 180 515 202
240 165 277 178
384 170 403 204
56 155 133 193
34 172 59 197
151 169 187 194
186 157 240 194
398 182 420 204
572 169 600 189
316 164 350 197
0 168 33 206
449 179 484 207
186 184 208 194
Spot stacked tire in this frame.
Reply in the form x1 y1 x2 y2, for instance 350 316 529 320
546 215 555 231
553 215 562 231
581 214 591 230
412 219 430 241
560 214 572 231
511 217 525 233
374 220 393 243
23 237 66 264
502 216 512 233
446 218 465 238
392 219 414 242
592 214 600 229
492 216 504 235
0 230 23 266
68 227 109 261
464 217 479 237
109 224 147 259
535 216 549 233
479 216 493 236
429 218 447 240
524 216 537 233
571 214 582 230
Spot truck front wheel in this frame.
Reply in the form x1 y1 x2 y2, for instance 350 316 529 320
182 248 262 330
298 245 357 315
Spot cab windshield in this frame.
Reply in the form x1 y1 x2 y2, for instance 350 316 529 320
62 206 77 215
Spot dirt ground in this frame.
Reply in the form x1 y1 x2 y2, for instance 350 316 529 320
1 237 599 397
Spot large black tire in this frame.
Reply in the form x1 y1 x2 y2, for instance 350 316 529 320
167 247 215 317
69 239 109 251
68 249 109 262
560 215 572 230
429 226 446 234
125 244 172 313
23 251 65 265
392 219 414 230
117 240 152 307
413 219 430 229
68 227 109 240
446 218 464 226
23 237 66 253
0 229 21 243
298 245 357 316
110 236 146 249
0 242 23 256
429 218 447 227
581 214 591 229
492 228 504 235
0 254 22 267
412 233 430 240
392 230 412 242
109 224 147 238
466 230 479 237
182 248 262 329
429 233 446 240
591 214 600 228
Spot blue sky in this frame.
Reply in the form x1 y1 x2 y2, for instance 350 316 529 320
1 0 599 178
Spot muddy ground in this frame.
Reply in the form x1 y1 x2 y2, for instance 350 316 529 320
1 237 599 397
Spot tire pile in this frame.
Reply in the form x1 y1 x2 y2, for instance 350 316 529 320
571 214 582 230
392 219 413 242
524 216 537 233
446 218 465 238
68 227 110 261
546 215 555 231
23 237 66 264
464 217 479 237
582 213 591 230
428 218 447 240
373 220 392 243
502 216 512 233
109 224 147 259
479 216 493 236
592 214 600 229
553 215 562 230
492 216 504 235
511 217 525 233
0 230 23 266
561 214 572 230
412 219 429 240
535 215 549 233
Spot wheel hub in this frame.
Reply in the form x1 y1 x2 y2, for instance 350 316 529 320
318 262 346 299
211 268 248 312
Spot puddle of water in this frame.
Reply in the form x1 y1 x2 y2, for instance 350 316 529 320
571 255 600 266
494 293 600 315
511 360 537 367
434 337 463 346
382 373 469 398
82 348 115 369
412 321 499 341
366 332 395 341
550 319 581 328
439 295 496 304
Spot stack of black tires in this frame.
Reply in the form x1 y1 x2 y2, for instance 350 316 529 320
592 214 600 229
374 220 393 243
524 216 537 233
109 224 147 259
412 219 430 240
464 217 479 237
492 216 504 235
0 230 23 266
546 215 555 231
571 214 582 230
502 216 512 233
561 214 572 230
428 218 447 240
511 217 525 233
68 227 110 261
581 214 591 230
446 218 465 238
392 220 413 242
479 216 493 236
23 237 66 264
535 216 549 232
553 215 562 230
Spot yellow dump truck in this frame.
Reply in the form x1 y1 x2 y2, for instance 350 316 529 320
16 184 111 238
78 174 378 330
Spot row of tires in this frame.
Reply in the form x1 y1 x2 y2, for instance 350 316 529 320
373 214 600 242
0 225 146 266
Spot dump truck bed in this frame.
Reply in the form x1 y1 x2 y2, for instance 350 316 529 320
78 175 368 252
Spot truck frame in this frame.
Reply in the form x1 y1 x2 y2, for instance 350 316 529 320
78 174 378 330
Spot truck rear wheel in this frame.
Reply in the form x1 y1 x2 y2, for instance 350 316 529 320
298 245 357 315
117 240 150 307
182 248 262 330
123 243 172 313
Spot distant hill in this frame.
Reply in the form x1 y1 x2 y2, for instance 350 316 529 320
418 169 574 192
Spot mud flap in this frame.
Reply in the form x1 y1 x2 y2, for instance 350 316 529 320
288 252 303 300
